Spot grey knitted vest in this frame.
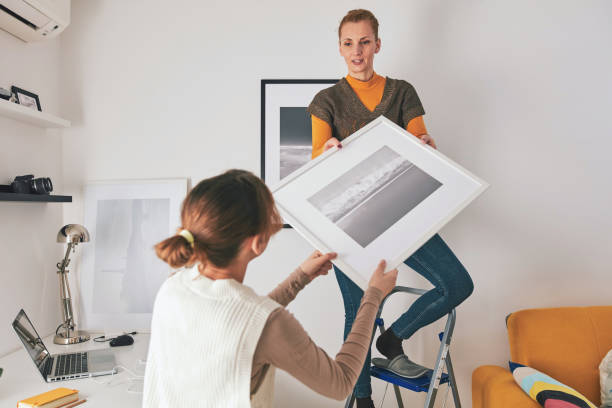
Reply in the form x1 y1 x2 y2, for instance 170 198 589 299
307 76 425 141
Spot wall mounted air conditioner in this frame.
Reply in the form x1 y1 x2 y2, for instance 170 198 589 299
0 0 70 42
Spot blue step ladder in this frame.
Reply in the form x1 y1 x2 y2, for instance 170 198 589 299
344 286 462 408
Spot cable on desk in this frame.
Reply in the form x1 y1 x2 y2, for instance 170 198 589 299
93 331 138 342
91 362 146 394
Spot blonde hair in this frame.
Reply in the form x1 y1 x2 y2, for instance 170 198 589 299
338 9 380 40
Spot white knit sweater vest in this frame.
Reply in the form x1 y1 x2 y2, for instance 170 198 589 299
143 267 280 408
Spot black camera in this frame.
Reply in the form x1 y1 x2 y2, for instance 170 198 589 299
11 175 53 195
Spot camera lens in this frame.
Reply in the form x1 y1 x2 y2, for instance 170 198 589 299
30 177 53 194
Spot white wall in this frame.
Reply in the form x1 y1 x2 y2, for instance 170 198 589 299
58 1 612 407
0 32 64 355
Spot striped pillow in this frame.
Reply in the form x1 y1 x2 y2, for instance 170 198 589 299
509 362 597 408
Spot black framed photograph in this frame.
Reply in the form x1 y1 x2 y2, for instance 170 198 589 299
11 86 42 111
261 79 338 227
261 79 338 187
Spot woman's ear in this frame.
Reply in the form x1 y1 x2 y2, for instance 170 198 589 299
375 37 381 53
250 234 269 257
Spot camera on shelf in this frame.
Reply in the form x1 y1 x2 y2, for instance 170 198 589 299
11 175 53 195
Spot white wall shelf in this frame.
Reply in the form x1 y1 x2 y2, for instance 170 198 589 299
0 98 70 128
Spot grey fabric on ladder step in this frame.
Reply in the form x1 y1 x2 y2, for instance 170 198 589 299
371 355 430 378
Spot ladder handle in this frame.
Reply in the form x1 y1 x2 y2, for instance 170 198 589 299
377 286 428 320
389 285 428 296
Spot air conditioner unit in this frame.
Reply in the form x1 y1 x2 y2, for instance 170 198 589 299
0 0 70 42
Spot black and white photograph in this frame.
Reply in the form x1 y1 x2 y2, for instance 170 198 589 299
272 116 488 289
79 179 187 330
10 86 42 111
279 107 312 179
261 79 337 188
308 146 442 247
93 198 170 314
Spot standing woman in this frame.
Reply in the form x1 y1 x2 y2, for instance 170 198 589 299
307 9 474 408
143 169 398 407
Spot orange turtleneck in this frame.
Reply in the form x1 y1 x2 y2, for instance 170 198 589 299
311 73 428 159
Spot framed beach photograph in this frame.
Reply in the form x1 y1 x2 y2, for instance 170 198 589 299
260 79 338 188
272 116 488 289
78 178 188 331
11 86 42 111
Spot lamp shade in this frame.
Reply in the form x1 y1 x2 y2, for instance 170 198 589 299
57 224 90 244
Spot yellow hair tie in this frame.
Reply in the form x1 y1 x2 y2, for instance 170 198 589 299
179 229 195 248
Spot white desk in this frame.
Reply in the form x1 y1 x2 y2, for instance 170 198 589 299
0 333 150 407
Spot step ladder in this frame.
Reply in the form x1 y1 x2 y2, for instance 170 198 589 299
344 286 461 408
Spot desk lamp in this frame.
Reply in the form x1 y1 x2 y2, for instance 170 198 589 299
54 224 91 345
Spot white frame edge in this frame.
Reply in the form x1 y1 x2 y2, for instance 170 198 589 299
272 116 489 290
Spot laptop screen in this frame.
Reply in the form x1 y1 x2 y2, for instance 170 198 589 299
12 309 51 378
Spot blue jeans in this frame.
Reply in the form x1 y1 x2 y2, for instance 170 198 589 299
335 233 474 398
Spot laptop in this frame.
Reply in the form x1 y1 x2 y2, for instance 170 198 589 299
12 309 117 382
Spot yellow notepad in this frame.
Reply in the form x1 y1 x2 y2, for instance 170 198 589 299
18 387 78 408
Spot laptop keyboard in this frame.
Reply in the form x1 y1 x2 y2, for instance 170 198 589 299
43 356 53 376
54 353 88 376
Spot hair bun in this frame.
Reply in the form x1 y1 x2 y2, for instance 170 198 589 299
155 235 195 269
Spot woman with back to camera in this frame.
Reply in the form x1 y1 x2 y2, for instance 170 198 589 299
307 9 474 408
142 169 398 407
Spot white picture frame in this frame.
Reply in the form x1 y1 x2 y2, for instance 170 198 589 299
78 178 188 331
272 116 488 290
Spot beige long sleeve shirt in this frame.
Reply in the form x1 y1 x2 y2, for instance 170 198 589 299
250 268 383 400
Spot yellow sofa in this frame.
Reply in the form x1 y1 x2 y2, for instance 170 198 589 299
472 306 612 407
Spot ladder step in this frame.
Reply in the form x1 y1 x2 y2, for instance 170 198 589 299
370 366 449 393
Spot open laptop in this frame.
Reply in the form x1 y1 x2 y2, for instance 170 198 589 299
12 309 117 382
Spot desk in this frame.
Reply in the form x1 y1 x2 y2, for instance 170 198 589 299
0 333 149 407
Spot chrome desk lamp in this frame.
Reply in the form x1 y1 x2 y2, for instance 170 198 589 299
54 224 91 345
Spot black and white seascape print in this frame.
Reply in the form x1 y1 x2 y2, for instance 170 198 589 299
307 146 442 247
279 107 312 179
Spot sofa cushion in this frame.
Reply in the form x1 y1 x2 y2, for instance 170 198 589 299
507 306 612 405
510 362 597 408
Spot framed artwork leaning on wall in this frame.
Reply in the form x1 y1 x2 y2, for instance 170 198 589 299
78 178 188 331
260 79 337 186
272 116 488 290
261 79 338 228
11 86 41 111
